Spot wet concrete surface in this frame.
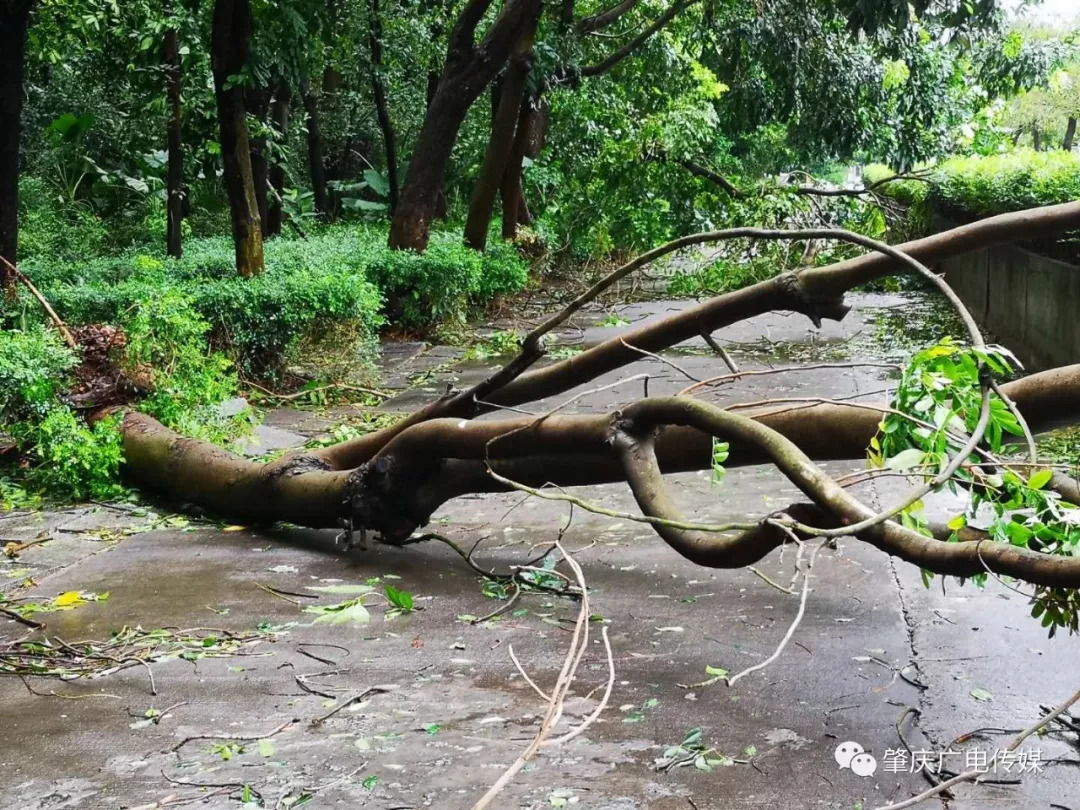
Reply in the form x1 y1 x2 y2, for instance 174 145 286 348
2 291 1078 809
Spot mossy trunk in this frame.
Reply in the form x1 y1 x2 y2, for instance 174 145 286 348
246 86 272 236
211 0 263 277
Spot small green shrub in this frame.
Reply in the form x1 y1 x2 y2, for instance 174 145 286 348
366 231 527 328
0 326 124 500
0 324 78 423
121 292 242 444
0 299 241 502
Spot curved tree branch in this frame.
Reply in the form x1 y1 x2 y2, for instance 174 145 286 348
579 0 699 77
608 397 1080 587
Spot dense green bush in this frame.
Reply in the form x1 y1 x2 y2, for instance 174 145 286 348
926 150 1080 217
18 177 111 262
366 231 528 327
17 225 527 377
19 236 381 379
868 150 1080 260
868 150 1080 216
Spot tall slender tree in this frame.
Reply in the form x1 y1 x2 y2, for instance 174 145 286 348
301 77 331 221
368 0 399 213
462 8 539 250
210 0 264 277
163 0 184 259
0 0 35 294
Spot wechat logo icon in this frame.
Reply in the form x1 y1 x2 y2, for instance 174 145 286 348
835 741 878 777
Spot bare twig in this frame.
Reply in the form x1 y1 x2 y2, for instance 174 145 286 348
470 541 613 810
310 686 392 726
169 718 298 753
725 535 824 687
0 605 45 629
1 255 78 350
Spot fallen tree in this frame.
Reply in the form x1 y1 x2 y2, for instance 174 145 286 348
121 200 1080 614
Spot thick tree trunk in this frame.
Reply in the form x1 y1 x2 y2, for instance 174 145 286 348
301 81 331 222
163 3 184 259
0 1 33 294
211 0 264 277
369 0 399 213
389 0 544 251
266 82 291 237
463 16 539 251
246 86 272 236
1033 126 1042 151
388 92 466 250
119 204 1080 589
1064 117 1077 152
122 364 1080 586
425 72 448 221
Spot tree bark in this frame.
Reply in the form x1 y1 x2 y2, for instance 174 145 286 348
266 81 291 237
210 0 264 277
576 0 639 33
426 72 448 221
1033 126 1042 151
464 13 540 250
0 0 33 294
389 0 544 251
500 93 534 239
246 85 272 236
163 1 184 259
301 80 331 221
1064 117 1077 152
121 364 1080 586
368 0 399 212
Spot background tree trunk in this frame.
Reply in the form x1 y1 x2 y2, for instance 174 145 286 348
388 91 466 250
369 0 399 213
463 14 539 250
425 72 448 221
500 93 534 239
0 0 33 294
163 2 184 259
266 82 291 237
246 86 272 236
389 0 543 251
301 80 331 221
211 0 264 277
1064 117 1077 152
1033 126 1042 151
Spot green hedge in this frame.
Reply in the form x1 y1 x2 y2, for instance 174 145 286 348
867 150 1080 216
867 150 1080 262
15 225 528 377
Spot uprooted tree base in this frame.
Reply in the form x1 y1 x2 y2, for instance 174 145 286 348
120 201 1080 595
